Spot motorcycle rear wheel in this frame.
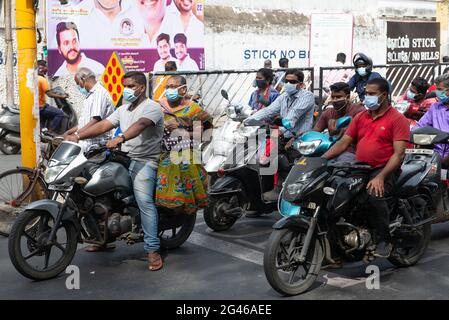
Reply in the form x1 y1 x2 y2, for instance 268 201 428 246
263 228 323 296
0 136 20 155
204 195 243 232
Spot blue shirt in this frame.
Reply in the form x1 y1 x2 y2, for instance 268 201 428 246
245 89 315 138
415 101 449 159
248 88 280 111
347 71 382 101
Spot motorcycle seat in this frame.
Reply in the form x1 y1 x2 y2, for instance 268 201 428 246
395 163 426 190
2 105 20 114
328 161 373 171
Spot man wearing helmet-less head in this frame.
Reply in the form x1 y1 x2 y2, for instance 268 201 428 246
323 77 410 259
348 53 382 101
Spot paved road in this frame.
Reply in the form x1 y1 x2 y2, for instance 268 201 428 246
1 153 449 299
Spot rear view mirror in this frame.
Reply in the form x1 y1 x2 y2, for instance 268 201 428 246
336 116 352 130
221 89 229 100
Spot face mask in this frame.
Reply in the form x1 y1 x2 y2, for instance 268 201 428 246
123 87 139 103
78 85 89 97
332 99 348 112
256 80 267 89
357 67 367 77
284 82 299 95
364 95 382 110
436 90 449 104
406 89 416 101
166 85 187 102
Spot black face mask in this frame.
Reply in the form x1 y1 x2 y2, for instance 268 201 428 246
333 99 348 113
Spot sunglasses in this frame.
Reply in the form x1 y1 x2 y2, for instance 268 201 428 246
285 80 300 84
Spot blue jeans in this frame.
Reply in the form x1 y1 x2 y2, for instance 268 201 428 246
128 160 160 253
39 104 65 132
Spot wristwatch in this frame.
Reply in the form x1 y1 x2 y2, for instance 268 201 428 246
118 133 126 143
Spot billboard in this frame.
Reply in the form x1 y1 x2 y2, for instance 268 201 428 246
46 0 205 76
386 21 440 64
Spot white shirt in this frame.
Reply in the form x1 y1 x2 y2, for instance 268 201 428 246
78 82 115 150
177 54 199 71
169 5 204 48
54 53 105 77
153 56 178 72
323 61 353 89
77 0 148 49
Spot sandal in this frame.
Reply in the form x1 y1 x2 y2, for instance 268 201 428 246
85 243 116 252
148 252 163 271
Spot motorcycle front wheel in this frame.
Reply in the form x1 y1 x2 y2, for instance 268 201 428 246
8 210 78 280
0 135 20 155
263 228 323 296
159 212 196 250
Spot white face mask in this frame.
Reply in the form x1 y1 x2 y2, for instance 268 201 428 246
357 67 367 77
284 82 299 95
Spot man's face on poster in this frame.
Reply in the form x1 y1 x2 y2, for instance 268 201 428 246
96 0 120 10
137 0 165 21
176 0 193 13
157 39 171 60
58 29 81 65
175 42 187 61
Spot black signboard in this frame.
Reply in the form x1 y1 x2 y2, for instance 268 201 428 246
387 21 440 64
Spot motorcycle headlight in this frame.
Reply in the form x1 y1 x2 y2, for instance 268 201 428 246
296 140 321 155
44 166 65 184
287 182 305 196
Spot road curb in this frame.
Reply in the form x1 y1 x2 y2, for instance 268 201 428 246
0 204 22 237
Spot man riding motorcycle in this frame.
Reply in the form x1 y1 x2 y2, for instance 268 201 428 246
313 82 365 161
244 68 315 201
414 74 449 168
347 53 382 102
398 77 437 121
323 77 410 258
66 71 165 271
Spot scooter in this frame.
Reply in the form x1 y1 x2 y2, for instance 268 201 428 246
0 87 77 155
202 90 253 186
394 96 436 129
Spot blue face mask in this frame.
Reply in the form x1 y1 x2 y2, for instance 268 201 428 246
357 67 367 77
284 82 299 95
166 85 186 102
78 85 89 97
406 89 416 101
364 95 382 110
123 88 138 103
436 90 449 104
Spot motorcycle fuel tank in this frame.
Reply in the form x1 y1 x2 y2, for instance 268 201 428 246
84 162 133 197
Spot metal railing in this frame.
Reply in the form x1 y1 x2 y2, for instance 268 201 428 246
318 63 449 105
149 68 314 117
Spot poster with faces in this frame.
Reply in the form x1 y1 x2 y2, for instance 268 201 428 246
46 0 205 76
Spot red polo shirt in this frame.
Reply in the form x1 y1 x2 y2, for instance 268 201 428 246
345 106 410 168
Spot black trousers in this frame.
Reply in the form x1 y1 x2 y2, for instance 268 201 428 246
363 169 398 243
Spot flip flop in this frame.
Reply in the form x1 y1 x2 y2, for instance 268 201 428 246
148 252 163 271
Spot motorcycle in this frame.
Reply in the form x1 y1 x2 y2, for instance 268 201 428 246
202 90 253 186
8 142 196 280
262 126 449 295
0 86 77 155
394 96 436 129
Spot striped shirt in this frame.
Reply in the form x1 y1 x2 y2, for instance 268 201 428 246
78 82 115 151
245 89 315 138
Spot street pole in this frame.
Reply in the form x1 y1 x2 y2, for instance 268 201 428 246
437 0 449 59
4 0 15 106
16 0 38 168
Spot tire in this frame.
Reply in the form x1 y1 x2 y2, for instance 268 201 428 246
0 168 50 207
204 195 240 232
263 229 323 296
0 136 20 155
160 213 196 250
388 214 431 267
8 210 78 280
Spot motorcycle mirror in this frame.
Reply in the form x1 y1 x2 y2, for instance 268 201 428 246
336 116 352 130
221 89 229 100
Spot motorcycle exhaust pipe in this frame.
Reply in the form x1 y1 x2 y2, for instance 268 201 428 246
4 133 21 146
223 207 243 218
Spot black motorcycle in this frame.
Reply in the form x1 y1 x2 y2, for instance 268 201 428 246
0 86 77 155
262 126 448 295
8 142 196 280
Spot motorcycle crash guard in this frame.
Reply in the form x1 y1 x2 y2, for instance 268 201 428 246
273 215 310 231
208 176 243 196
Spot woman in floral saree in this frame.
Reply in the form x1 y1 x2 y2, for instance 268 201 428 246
155 75 213 214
